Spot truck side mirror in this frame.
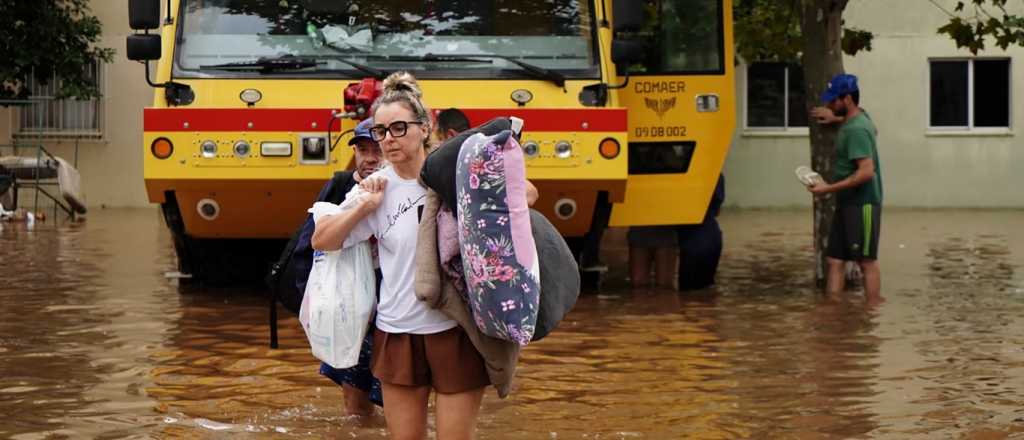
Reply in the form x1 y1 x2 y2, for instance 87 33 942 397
129 0 161 30
611 39 644 66
127 34 162 61
613 0 644 32
579 83 609 107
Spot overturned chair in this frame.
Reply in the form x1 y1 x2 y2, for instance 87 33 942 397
0 143 87 219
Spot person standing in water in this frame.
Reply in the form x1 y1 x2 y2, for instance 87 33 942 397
313 72 490 440
807 73 884 305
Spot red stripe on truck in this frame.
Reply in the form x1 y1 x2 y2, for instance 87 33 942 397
144 108 627 133
144 108 339 132
458 108 627 132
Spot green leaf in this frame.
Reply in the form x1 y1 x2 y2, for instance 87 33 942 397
937 0 1024 54
0 0 112 100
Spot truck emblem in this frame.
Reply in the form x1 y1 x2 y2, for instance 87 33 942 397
645 97 676 119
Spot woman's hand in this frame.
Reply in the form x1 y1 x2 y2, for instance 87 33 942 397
311 177 386 251
358 176 387 212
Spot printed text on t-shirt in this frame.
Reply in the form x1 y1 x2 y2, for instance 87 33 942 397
382 195 426 238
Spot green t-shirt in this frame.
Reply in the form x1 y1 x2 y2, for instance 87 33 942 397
833 113 883 205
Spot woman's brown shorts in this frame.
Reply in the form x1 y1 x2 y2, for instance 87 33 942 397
371 326 490 394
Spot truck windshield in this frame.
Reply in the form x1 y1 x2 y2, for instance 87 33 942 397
174 0 599 80
624 0 724 75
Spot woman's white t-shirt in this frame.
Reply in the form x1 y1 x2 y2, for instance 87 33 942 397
342 166 457 334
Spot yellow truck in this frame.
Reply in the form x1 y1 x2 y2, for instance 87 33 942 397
126 0 734 285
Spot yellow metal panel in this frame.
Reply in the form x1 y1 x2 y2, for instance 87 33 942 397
609 0 736 227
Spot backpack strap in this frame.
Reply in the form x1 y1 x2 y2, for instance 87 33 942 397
322 170 357 204
267 170 356 310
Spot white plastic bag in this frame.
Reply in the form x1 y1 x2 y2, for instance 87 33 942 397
299 202 377 369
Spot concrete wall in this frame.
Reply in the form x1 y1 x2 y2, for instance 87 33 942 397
724 0 1024 208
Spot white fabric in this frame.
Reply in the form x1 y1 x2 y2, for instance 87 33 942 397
55 157 86 214
301 202 377 369
322 24 373 52
342 167 457 335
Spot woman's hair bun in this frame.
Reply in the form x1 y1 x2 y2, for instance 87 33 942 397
382 71 422 99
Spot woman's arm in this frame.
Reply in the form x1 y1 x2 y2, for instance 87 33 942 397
311 202 374 251
311 177 386 251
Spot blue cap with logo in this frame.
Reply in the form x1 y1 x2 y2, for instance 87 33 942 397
820 73 859 103
348 118 375 146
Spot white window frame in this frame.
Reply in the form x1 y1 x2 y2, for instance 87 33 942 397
926 57 1013 136
743 62 809 137
14 62 105 140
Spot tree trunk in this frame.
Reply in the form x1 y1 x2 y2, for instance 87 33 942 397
799 0 847 287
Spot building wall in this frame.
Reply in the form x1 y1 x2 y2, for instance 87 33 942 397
0 108 11 143
4 2 152 209
724 0 1024 208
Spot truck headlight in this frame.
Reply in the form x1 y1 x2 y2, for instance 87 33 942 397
260 142 292 157
200 140 217 158
555 141 572 159
522 141 539 158
233 140 251 158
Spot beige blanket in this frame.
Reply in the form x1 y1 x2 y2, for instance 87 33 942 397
415 189 520 398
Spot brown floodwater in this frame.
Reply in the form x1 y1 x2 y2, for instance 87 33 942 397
2 208 1024 439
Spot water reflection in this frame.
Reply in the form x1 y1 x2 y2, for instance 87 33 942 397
893 233 1024 438
147 287 391 437
0 211 176 439
2 209 1024 438
722 300 882 439
490 291 737 439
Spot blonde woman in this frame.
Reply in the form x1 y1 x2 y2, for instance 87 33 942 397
312 72 487 440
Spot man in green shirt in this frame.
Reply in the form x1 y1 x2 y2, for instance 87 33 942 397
808 73 883 305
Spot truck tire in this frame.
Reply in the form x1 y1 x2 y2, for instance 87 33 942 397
574 192 612 291
182 237 286 287
160 194 284 287
161 196 197 283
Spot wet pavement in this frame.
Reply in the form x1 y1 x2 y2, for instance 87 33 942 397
2 208 1024 439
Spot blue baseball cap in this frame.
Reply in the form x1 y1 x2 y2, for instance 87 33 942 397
348 119 375 146
820 73 859 103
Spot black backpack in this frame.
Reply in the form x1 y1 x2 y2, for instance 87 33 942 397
266 171 358 314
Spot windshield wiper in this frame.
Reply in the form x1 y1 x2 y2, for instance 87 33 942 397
319 51 388 79
375 54 496 64
375 53 565 88
484 55 566 89
200 55 321 73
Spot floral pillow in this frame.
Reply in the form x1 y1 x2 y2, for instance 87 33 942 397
456 130 540 346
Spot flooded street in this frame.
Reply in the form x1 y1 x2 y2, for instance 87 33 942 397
2 208 1024 439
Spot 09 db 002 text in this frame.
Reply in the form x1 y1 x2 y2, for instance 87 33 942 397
635 125 688 138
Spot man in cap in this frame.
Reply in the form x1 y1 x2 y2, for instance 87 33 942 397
349 118 385 183
807 73 884 305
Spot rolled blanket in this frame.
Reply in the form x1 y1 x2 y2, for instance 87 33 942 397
456 130 540 346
